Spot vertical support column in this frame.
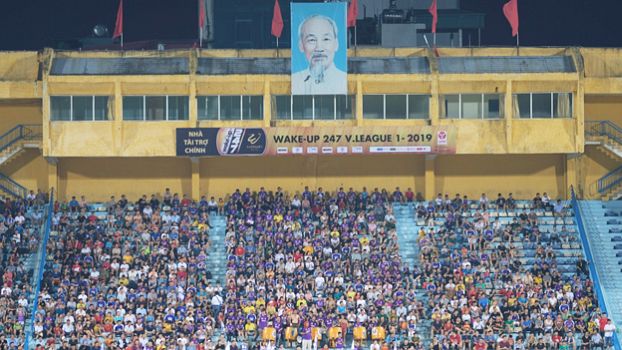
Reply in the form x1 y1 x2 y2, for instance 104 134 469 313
425 155 436 201
566 153 579 199
189 80 198 126
355 78 363 126
504 80 513 152
263 80 271 127
429 77 440 125
191 157 200 201
46 157 58 199
576 80 585 154
113 81 123 155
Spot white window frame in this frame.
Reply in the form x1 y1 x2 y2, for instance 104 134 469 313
514 92 573 119
197 95 263 121
277 95 353 121
443 93 503 120
363 94 429 120
50 95 109 121
124 95 189 121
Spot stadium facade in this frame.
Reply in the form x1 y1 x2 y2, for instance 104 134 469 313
0 47 620 201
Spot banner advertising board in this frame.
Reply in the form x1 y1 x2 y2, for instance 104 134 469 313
176 126 456 157
291 2 347 95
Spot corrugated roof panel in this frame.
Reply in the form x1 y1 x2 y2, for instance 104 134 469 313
438 56 576 74
50 57 189 75
197 57 430 75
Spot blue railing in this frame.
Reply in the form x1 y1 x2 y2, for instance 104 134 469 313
598 165 622 195
586 120 622 146
0 172 28 198
0 124 42 154
24 190 53 350
571 187 621 350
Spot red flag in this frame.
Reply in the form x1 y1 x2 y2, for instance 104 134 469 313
347 0 358 28
428 0 437 34
503 0 519 37
271 0 283 38
112 0 123 39
199 0 206 29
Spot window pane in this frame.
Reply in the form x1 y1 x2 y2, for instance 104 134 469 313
515 94 531 118
220 96 241 120
314 95 335 120
553 93 572 118
167 96 189 120
145 96 166 121
461 94 482 119
336 95 354 120
363 95 383 119
275 95 291 120
532 93 551 118
94 96 109 121
72 96 93 121
292 95 313 120
198 96 219 120
385 95 407 119
442 95 459 119
123 96 144 120
242 96 263 120
50 96 71 121
408 95 428 119
483 94 502 119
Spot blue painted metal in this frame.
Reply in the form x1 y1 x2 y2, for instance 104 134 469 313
0 173 28 198
572 187 621 350
24 190 53 350
586 120 622 195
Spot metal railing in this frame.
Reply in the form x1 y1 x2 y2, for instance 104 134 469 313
571 187 621 350
24 190 53 350
586 120 622 146
0 124 42 154
586 121 622 196
0 172 28 198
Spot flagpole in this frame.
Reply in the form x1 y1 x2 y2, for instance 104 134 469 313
354 24 357 50
121 33 124 49
276 37 279 58
516 32 520 56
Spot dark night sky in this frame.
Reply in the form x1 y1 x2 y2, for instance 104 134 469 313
1 0 622 50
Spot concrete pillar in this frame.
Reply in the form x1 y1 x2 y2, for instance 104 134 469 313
191 157 200 201
113 81 123 155
425 154 436 200
263 80 271 127
355 79 363 125
566 153 579 199
429 77 440 125
504 80 513 152
46 157 58 199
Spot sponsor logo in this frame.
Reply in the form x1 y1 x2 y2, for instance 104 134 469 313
352 146 363 153
219 128 245 155
277 147 288 154
307 147 318 154
322 147 333 154
292 147 304 154
437 130 448 145
337 146 348 154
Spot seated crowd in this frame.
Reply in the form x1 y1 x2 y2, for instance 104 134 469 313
0 192 47 349
223 187 425 350
415 192 616 349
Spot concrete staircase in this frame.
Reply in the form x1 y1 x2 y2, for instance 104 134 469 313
393 203 431 346
205 214 227 285
578 200 622 343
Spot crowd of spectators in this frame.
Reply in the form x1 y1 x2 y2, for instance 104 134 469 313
415 191 617 349
0 191 48 349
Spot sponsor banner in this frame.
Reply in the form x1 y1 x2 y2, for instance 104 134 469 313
176 126 456 156
291 2 347 95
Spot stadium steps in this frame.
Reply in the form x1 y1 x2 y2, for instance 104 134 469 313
393 203 431 347
206 214 228 286
578 200 622 336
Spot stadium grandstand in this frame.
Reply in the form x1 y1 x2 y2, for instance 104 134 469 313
1 3 622 350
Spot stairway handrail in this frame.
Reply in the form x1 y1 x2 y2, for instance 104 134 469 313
0 124 43 154
0 173 28 198
598 165 622 195
571 187 621 350
24 190 53 350
586 120 622 145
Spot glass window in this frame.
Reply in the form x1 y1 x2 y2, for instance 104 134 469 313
72 96 93 121
483 94 502 119
443 95 460 119
461 94 482 119
50 96 71 121
94 96 109 121
515 94 531 119
553 93 572 118
408 95 428 119
123 96 144 120
292 95 313 120
145 96 166 121
314 95 335 120
198 96 219 120
220 96 241 120
336 95 354 120
167 96 189 121
532 93 552 118
275 95 292 120
242 96 263 120
385 95 407 119
363 95 383 119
